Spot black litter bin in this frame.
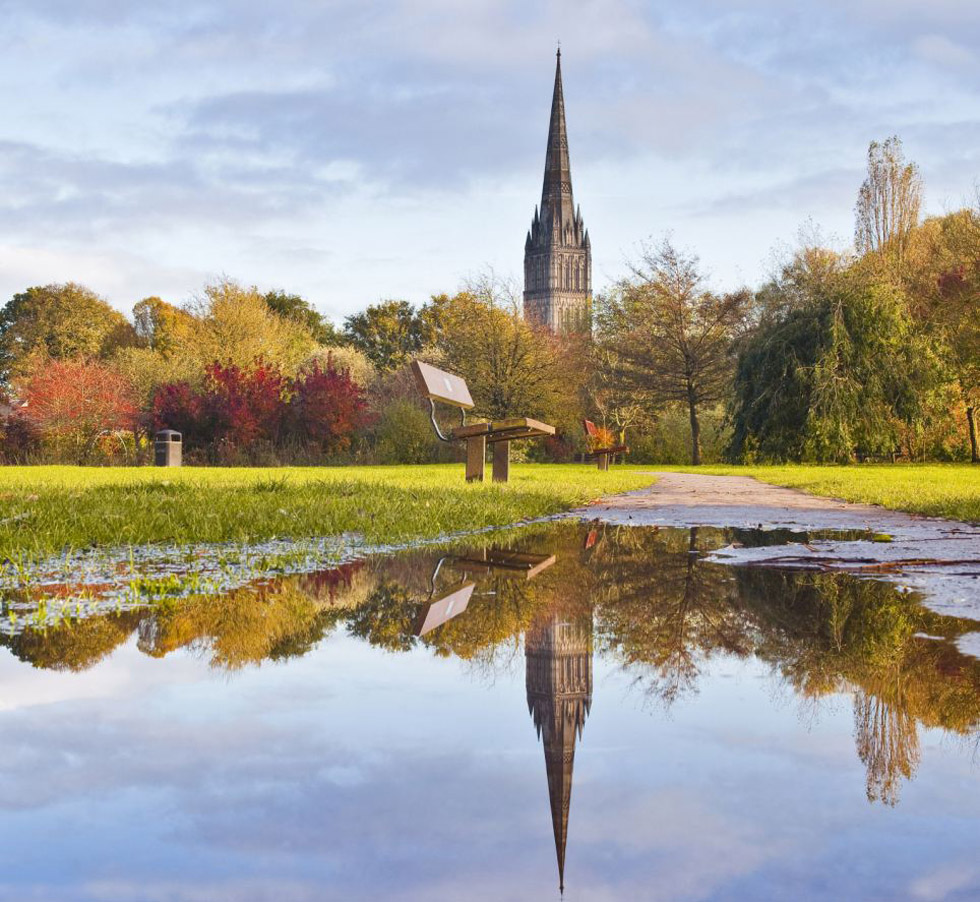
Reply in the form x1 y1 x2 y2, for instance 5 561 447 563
154 429 182 467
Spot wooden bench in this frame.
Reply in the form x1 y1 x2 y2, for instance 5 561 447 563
583 419 628 471
411 360 555 482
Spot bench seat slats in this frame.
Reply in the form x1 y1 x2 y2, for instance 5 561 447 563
452 417 555 441
450 551 557 580
587 445 629 456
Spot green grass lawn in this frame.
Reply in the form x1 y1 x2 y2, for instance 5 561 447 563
679 463 980 523
0 464 656 558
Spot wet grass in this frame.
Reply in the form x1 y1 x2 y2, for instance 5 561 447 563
686 464 980 523
0 464 656 558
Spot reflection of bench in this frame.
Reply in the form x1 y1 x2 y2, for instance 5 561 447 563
450 549 556 581
411 360 555 483
583 419 628 471
414 579 476 637
414 548 556 636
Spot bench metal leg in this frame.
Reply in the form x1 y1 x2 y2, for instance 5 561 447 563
492 441 510 483
465 436 486 482
597 452 609 471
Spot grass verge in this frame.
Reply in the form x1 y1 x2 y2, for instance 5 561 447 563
0 464 656 558
680 464 980 523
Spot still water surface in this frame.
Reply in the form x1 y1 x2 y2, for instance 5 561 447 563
0 522 977 901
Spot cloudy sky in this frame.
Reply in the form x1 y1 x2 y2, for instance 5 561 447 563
1 1 978 323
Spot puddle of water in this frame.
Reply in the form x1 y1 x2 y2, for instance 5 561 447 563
0 522 977 900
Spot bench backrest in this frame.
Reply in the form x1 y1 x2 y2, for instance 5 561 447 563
583 419 599 437
411 360 474 409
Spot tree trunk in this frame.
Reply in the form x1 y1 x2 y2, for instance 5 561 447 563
968 406 979 464
687 390 702 466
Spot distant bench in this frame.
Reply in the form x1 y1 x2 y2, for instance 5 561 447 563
411 360 555 483
583 419 628 471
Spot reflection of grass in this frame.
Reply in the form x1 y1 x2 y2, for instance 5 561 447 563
0 464 655 557
673 464 980 523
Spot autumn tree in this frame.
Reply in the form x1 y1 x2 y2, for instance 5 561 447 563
132 296 196 354
184 280 316 376
0 282 135 384
855 136 922 275
152 356 366 461
434 284 579 428
902 208 980 461
122 297 201 402
289 358 367 454
596 239 750 465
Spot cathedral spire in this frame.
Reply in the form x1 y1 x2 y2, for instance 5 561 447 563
541 48 574 227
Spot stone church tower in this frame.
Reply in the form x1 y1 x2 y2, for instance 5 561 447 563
524 50 592 333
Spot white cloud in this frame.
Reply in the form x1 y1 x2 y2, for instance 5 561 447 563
0 0 976 312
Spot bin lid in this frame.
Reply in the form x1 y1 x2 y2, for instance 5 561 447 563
155 429 182 440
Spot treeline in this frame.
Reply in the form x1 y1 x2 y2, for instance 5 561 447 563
0 136 976 465
0 274 587 464
595 136 978 463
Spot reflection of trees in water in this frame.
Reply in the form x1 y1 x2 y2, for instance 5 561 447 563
854 686 921 806
2 522 978 807
0 610 144 672
139 561 368 669
0 562 369 672
590 527 749 706
347 581 419 652
732 568 980 805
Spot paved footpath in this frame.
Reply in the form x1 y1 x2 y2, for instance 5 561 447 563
579 471 980 626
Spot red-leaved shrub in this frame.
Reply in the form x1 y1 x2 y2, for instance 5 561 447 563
204 360 287 452
151 356 366 461
151 381 208 448
20 359 139 460
290 359 365 453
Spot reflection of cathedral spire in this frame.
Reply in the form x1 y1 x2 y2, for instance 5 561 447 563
525 612 593 894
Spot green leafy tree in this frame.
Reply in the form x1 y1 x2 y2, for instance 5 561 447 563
0 282 135 384
263 290 343 346
343 300 433 372
729 269 943 462
373 399 438 463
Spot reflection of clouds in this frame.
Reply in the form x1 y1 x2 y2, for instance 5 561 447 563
572 791 788 902
0 633 975 901
0 638 203 713
80 878 324 902
909 863 980 902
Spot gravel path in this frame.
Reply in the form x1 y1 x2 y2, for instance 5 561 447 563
589 471 918 530
580 471 980 623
